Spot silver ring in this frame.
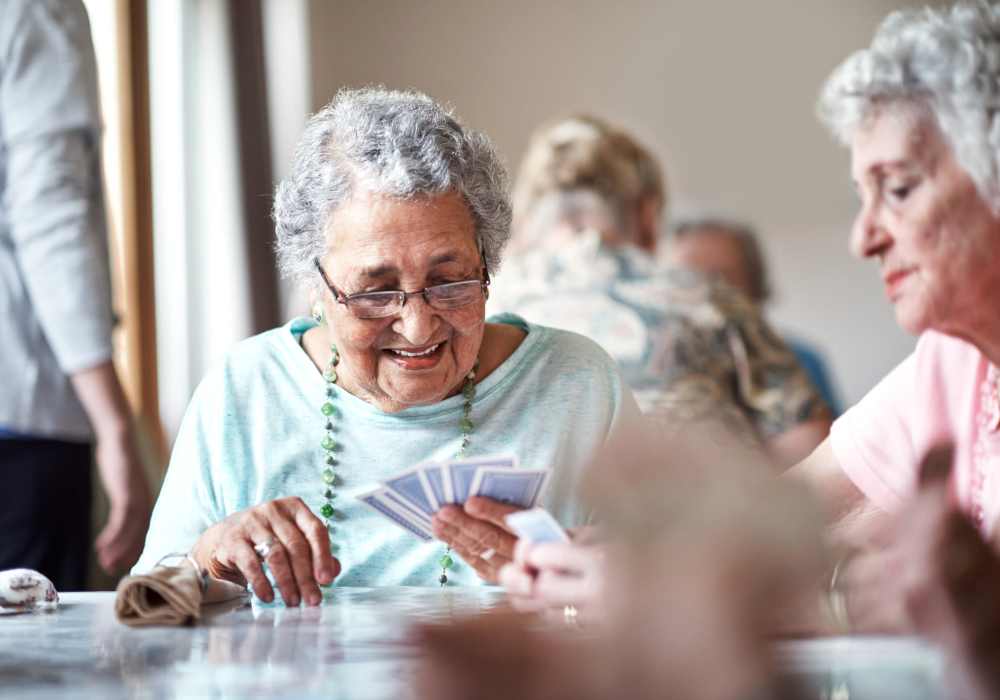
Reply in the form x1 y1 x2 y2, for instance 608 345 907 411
563 604 579 626
480 547 496 561
254 539 276 559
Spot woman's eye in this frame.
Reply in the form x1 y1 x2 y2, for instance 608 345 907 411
887 181 916 202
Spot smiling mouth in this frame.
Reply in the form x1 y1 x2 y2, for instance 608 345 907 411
382 341 448 370
386 342 442 357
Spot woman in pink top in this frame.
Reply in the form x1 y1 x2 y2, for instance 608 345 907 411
788 0 1000 641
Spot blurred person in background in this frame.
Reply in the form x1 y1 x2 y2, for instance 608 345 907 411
669 217 843 415
0 0 151 589
490 115 831 467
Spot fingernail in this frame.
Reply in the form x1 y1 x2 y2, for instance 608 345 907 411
309 594 321 606
438 507 457 522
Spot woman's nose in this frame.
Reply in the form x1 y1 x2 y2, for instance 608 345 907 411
391 295 440 343
849 201 892 260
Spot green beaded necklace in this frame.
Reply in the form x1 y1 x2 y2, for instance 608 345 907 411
319 344 478 586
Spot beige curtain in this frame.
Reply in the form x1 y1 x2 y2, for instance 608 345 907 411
149 0 280 443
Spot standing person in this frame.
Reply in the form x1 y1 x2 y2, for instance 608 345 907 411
0 0 151 589
668 217 843 414
491 115 831 466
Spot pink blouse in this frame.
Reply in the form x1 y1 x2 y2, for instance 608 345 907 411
830 331 1000 536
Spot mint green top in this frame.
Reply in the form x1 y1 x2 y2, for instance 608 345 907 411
135 315 639 587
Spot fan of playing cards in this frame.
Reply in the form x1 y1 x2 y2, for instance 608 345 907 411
356 455 550 541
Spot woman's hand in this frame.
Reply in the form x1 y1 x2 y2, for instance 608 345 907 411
500 536 606 620
190 497 340 606
835 445 1000 640
432 496 521 582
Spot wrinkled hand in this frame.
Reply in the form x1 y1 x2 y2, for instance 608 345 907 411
500 536 606 620
93 432 152 574
191 497 341 606
432 497 520 582
837 445 1000 644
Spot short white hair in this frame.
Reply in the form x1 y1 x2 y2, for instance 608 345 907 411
819 1 1000 210
273 87 511 288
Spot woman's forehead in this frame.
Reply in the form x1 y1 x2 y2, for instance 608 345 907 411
325 191 479 275
850 109 942 179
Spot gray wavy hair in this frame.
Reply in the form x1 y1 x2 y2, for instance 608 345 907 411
273 87 512 287
819 0 1000 210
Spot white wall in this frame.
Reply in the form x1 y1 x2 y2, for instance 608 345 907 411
301 0 939 406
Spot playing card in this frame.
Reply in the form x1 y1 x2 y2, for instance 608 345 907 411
357 487 433 541
383 465 438 516
445 455 518 504
420 463 448 509
469 468 549 509
505 507 569 544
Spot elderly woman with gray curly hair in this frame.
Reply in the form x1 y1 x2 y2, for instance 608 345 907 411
133 87 638 606
781 2 1000 679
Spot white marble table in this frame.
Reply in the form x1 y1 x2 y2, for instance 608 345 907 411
0 589 948 699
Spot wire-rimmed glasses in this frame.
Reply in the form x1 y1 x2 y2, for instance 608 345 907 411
314 258 490 320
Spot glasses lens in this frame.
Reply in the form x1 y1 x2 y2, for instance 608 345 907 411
425 280 484 310
346 292 403 319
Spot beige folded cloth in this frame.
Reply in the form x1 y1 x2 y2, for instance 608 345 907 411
115 557 247 627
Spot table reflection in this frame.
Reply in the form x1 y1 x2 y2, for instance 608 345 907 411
0 591 948 699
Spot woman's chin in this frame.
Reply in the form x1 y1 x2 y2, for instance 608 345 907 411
893 300 932 337
377 374 455 410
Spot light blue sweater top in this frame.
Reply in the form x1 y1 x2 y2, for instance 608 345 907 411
135 315 639 587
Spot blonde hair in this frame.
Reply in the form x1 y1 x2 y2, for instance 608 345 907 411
511 116 666 247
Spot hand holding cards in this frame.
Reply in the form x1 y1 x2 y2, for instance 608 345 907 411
357 455 550 541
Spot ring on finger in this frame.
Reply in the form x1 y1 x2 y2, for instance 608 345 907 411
480 547 496 561
254 538 277 560
563 604 580 628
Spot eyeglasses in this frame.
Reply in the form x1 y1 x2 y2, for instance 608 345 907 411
314 258 490 320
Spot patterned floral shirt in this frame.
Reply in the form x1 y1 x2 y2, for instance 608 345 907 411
489 233 829 441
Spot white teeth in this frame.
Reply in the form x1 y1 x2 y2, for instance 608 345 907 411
390 343 440 357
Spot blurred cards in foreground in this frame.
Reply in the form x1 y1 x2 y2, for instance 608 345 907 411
357 455 549 541
505 507 569 544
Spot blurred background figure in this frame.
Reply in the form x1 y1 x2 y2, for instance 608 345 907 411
0 0 150 589
490 115 831 466
417 417 826 700
668 218 843 414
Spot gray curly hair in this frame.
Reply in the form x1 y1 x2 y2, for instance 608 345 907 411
819 0 1000 211
273 87 512 287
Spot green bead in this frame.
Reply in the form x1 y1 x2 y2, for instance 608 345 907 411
439 554 454 570
321 402 335 416
322 469 336 484
321 503 335 519
324 489 335 499
462 383 475 398
321 436 336 451
460 418 474 432
328 371 338 383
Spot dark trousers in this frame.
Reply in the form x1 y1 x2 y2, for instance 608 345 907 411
0 438 92 590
